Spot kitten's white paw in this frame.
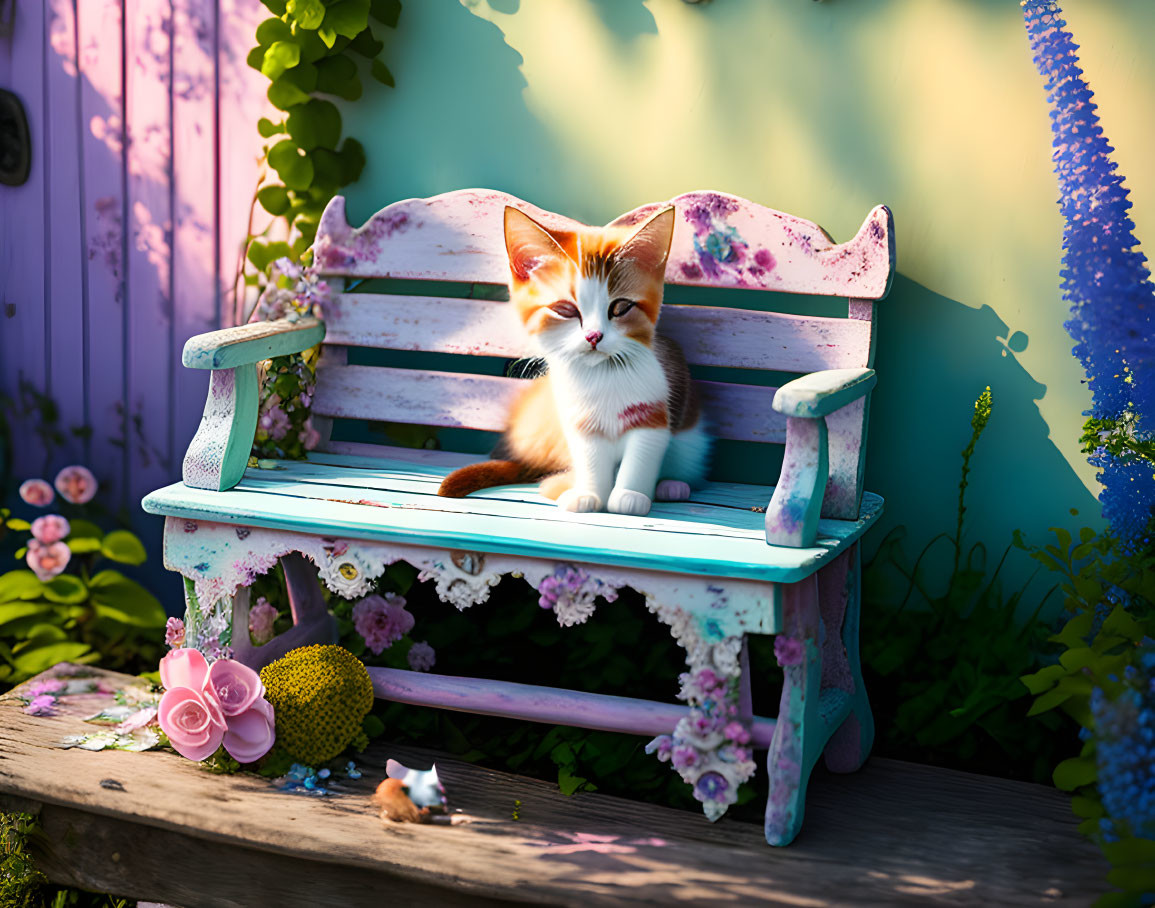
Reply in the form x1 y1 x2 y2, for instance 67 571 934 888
608 488 652 516
655 480 691 502
557 489 602 513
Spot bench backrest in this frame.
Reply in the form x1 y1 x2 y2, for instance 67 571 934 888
310 190 893 507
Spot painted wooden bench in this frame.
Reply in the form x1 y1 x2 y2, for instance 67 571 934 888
142 189 894 846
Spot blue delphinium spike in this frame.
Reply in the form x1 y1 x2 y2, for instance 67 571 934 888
1022 0 1155 542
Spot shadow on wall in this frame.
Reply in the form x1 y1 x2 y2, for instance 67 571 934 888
866 274 1101 583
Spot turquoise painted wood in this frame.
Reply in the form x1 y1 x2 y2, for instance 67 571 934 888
148 188 893 846
773 368 877 419
143 450 883 584
182 318 326 370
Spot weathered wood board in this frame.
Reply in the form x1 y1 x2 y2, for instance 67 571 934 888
0 667 1109 906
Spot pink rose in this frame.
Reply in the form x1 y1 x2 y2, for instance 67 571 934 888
204 659 263 717
165 616 186 648
30 515 70 544
27 539 71 581
19 479 55 507
160 646 210 691
248 598 278 645
159 685 226 761
222 697 276 763
723 721 752 745
54 465 98 504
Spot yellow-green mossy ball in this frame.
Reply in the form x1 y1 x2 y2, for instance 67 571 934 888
259 644 374 765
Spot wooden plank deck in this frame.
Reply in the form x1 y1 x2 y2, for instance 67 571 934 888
0 667 1107 906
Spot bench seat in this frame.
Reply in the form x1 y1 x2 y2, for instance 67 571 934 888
144 448 883 585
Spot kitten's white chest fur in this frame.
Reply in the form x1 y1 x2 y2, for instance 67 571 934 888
549 353 668 447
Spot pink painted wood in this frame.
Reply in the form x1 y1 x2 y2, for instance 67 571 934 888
46 0 88 467
368 667 777 749
125 0 176 498
324 293 874 374
311 363 788 444
315 190 893 299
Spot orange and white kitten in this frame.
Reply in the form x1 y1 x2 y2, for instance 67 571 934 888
438 206 711 516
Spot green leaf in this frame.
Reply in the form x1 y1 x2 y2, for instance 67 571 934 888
0 570 45 603
1021 663 1066 695
255 17 293 48
558 767 594 796
42 574 87 604
267 78 312 111
261 40 302 81
258 185 292 216
1101 605 1142 642
68 519 104 539
348 27 384 57
247 45 267 72
1059 647 1098 672
317 26 337 48
362 714 385 739
6 518 30 530
0 602 52 630
67 537 102 554
13 641 93 677
1101 837 1155 865
286 0 326 30
89 570 166 628
261 0 288 14
315 55 362 100
1052 756 1096 791
268 140 316 191
323 0 371 40
370 59 394 87
286 99 342 151
1106 866 1155 895
1069 795 1105 819
101 530 147 566
370 0 401 28
339 137 366 184
258 118 285 138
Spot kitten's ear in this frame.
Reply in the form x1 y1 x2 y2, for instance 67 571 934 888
617 206 676 276
505 207 571 282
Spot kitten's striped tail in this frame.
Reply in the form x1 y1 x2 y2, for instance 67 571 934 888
438 460 543 498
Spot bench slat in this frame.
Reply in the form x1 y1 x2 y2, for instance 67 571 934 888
314 190 894 299
311 364 787 443
325 294 872 373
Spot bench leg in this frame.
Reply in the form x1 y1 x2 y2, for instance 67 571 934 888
820 545 874 774
765 573 823 846
230 553 338 671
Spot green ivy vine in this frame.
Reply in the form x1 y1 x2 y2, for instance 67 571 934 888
242 0 400 461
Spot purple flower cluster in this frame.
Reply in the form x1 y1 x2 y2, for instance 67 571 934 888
1023 0 1155 541
1091 644 1155 841
352 593 415 655
537 565 618 627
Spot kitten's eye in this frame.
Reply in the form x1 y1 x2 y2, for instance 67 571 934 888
609 298 636 318
549 301 580 319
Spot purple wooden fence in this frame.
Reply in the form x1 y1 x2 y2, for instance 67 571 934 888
0 0 264 547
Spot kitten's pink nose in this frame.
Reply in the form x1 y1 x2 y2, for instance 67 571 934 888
585 331 603 349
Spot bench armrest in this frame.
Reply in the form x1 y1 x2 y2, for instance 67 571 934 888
182 318 325 370
773 368 875 419
180 317 325 493
766 368 877 548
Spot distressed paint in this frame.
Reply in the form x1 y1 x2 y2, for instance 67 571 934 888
314 191 894 299
823 396 869 520
181 366 258 491
772 368 876 419
766 417 830 547
822 545 874 774
182 317 325 369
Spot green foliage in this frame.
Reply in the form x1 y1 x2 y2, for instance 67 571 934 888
1081 413 1155 470
863 387 1078 782
0 510 165 690
245 0 398 275
1017 522 1155 906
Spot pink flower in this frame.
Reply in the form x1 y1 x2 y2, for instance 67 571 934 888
115 706 158 733
407 641 436 672
165 617 186 648
774 636 805 668
671 744 700 771
352 593 414 655
248 598 278 645
54 465 98 504
723 721 752 745
30 515 70 544
25 680 65 698
159 649 227 761
158 649 275 764
19 479 55 507
204 659 263 717
24 695 57 716
301 418 321 450
27 539 71 581
222 697 276 763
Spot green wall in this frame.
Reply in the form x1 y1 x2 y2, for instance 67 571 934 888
340 0 1155 596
